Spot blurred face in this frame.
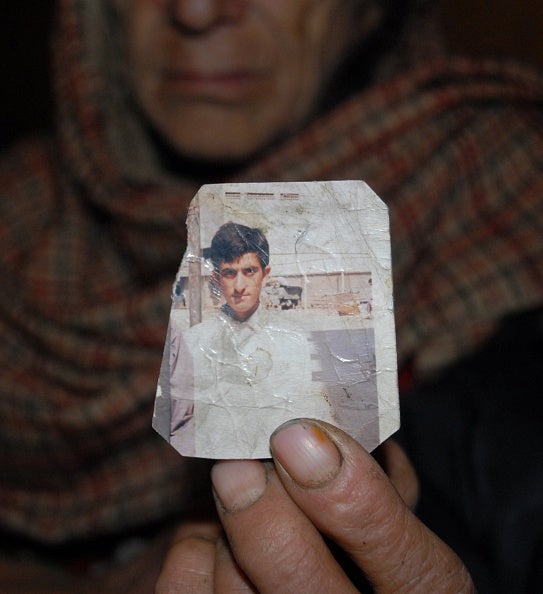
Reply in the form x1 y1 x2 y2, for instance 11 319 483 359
116 0 380 161
216 252 270 321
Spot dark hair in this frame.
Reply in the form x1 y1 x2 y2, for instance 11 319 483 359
209 222 269 270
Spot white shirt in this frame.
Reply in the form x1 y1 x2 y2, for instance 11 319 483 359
169 305 333 458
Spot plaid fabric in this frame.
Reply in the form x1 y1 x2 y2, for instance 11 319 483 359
1 0 542 542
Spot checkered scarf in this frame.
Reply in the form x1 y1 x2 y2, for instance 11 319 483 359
1 0 542 542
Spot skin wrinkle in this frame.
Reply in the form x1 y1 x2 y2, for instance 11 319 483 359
319 474 463 594
252 530 344 594
224 469 354 594
372 510 428 592
320 452 391 526
399 533 476 594
156 537 217 594
368 511 472 594
165 539 217 571
272 424 396 540
339 474 435 592
272 424 467 593
300 445 473 594
214 536 257 593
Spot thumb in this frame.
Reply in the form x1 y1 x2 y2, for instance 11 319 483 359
270 420 475 594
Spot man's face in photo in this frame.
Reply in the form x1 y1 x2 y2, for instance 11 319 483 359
217 252 270 322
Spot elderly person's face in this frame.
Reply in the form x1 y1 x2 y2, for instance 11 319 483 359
117 0 380 162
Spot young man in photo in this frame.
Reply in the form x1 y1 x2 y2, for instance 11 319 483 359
169 222 333 458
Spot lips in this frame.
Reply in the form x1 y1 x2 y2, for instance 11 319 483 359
161 68 270 100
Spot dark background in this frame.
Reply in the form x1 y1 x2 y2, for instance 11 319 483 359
1 1 542 150
1 4 55 148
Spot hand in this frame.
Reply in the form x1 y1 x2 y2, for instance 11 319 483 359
156 420 475 593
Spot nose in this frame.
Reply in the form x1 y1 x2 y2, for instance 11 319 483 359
233 272 247 293
168 0 245 33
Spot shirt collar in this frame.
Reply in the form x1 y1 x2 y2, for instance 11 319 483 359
219 303 267 331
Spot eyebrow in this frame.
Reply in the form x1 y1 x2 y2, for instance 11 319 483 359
219 265 260 275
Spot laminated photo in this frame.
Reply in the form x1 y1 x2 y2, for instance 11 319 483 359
153 181 399 459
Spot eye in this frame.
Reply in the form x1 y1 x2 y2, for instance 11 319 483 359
244 267 258 276
221 269 236 279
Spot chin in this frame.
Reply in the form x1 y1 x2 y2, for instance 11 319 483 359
155 106 293 163
165 130 269 163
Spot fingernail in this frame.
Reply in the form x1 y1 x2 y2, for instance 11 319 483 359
211 460 267 513
270 421 342 488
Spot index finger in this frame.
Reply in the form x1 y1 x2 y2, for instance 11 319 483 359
211 460 358 594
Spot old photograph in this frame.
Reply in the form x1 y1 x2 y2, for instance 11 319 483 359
154 181 398 459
